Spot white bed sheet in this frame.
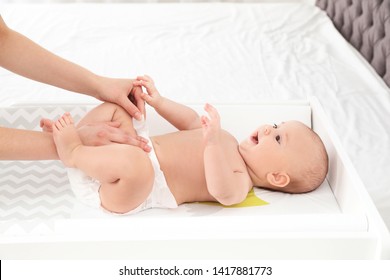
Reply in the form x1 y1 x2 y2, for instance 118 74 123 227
1 3 390 230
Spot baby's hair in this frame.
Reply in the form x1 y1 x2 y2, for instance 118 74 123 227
285 127 328 194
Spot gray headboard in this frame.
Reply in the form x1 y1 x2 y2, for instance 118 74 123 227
316 0 390 88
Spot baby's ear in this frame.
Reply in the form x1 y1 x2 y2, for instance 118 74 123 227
266 172 290 188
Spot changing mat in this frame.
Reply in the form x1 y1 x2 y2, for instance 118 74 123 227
0 104 340 235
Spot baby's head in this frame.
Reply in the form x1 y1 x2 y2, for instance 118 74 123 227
239 120 328 194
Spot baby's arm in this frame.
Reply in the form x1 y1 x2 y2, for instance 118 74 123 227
134 75 201 130
202 104 251 206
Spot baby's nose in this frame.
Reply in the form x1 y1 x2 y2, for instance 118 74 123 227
264 125 272 135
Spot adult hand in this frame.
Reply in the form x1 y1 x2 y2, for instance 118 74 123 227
77 122 150 152
96 77 146 121
40 118 151 152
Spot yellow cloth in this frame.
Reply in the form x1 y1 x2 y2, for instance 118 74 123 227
201 188 268 208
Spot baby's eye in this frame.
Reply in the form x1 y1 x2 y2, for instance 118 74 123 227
275 135 281 143
273 123 278 129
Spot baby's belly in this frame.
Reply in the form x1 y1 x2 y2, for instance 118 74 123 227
151 130 215 204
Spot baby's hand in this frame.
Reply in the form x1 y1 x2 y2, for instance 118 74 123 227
133 75 162 108
201 103 221 145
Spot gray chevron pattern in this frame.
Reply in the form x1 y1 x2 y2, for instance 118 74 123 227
0 106 91 234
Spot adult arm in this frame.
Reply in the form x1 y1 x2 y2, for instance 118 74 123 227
0 127 58 160
0 117 151 161
0 16 148 160
0 15 144 119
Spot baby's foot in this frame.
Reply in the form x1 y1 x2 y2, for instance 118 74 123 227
52 113 82 167
40 118 53 132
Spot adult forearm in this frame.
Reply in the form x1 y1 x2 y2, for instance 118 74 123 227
0 23 102 98
0 127 58 160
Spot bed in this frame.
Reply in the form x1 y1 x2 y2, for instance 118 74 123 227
0 1 390 259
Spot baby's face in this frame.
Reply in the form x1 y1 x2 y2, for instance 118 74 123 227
239 120 313 184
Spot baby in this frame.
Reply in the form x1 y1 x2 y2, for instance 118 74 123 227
51 75 328 215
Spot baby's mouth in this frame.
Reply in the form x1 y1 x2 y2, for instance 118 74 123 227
250 133 259 144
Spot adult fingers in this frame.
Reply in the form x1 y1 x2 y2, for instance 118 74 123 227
119 95 142 121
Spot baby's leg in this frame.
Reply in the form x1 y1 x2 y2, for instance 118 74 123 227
40 103 130 134
53 113 154 214
78 102 137 137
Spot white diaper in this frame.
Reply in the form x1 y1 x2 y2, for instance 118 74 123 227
67 116 178 215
